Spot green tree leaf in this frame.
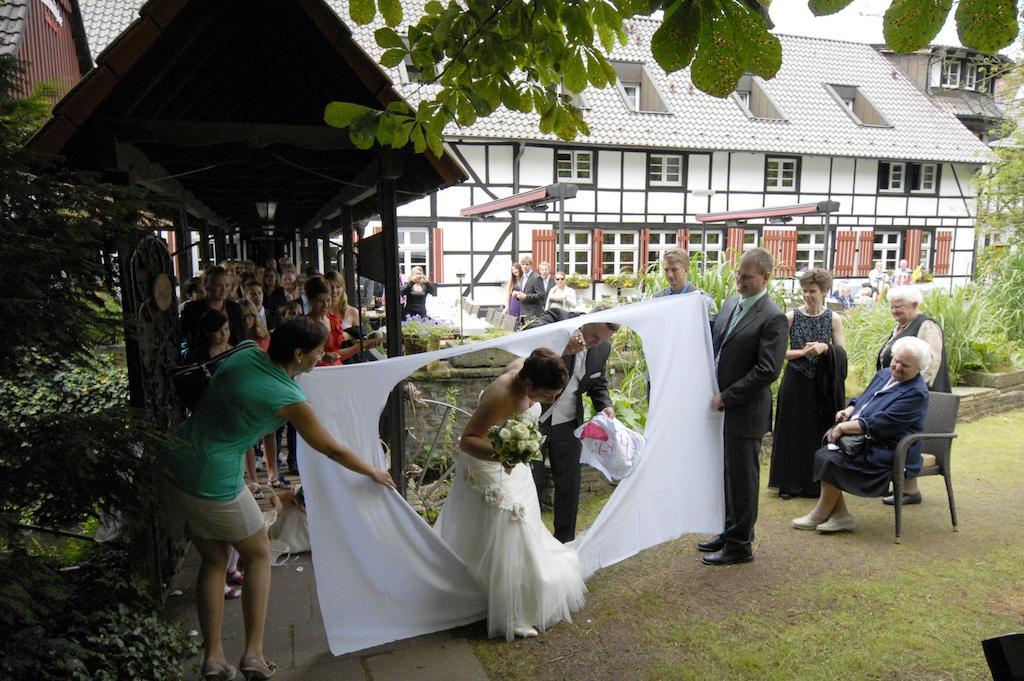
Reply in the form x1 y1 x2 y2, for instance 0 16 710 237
380 49 406 68
324 101 376 129
350 113 379 149
956 0 1019 53
374 27 406 49
379 0 403 26
651 0 700 73
564 51 589 95
882 0 953 53
411 124 428 153
349 0 376 26
807 0 856 15
424 0 444 15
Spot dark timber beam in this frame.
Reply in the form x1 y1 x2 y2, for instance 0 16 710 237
107 119 357 151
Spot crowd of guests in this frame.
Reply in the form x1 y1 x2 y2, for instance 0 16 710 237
504 255 578 328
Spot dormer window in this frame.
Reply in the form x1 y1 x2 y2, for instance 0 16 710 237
942 61 961 88
731 75 785 120
398 36 425 84
610 62 669 113
825 84 891 127
964 63 977 90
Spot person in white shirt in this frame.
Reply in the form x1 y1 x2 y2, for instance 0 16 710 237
545 271 577 311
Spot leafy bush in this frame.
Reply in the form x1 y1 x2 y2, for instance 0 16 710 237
0 547 196 680
977 244 1024 347
921 285 1014 384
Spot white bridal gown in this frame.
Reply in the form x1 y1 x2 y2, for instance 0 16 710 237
433 404 587 640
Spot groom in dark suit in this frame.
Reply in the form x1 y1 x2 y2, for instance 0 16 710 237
700 248 788 565
526 307 617 542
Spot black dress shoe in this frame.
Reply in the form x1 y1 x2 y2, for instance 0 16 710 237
702 548 754 566
697 535 726 552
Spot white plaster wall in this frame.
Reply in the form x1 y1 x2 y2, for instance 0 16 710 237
688 154 711 190
397 195 431 217
852 195 875 216
455 144 487 180
598 151 622 189
952 251 973 277
622 152 647 190
708 192 729 213
762 193 796 208
437 186 473 218
830 158 856 195
441 221 471 250
711 152 730 191
597 214 619 222
488 145 514 184
622 191 646 214
729 153 765 192
907 196 938 216
801 156 831 193
686 194 711 216
571 190 596 213
876 196 907 215
469 221 513 249
937 197 970 217
597 190 620 214
646 191 685 214
521 147 554 186
954 226 974 251
852 158 877 195
732 193 767 210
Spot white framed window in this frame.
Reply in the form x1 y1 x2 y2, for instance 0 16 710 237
841 96 855 111
602 231 638 276
912 163 938 193
796 231 827 272
647 230 678 266
873 231 901 271
964 63 977 90
556 150 593 183
398 227 429 276
942 60 961 88
919 231 933 270
558 230 591 276
689 230 724 271
743 230 758 251
881 161 905 192
766 157 797 191
648 154 683 187
736 90 751 111
621 81 640 111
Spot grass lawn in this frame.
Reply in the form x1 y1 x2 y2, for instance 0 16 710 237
465 409 1024 680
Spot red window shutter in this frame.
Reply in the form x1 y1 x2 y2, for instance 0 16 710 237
834 230 856 276
903 229 922 265
855 230 875 277
639 228 651 271
782 231 798 277
763 229 794 277
431 227 444 282
531 229 556 270
592 228 604 280
726 226 745 264
934 231 953 275
677 228 690 252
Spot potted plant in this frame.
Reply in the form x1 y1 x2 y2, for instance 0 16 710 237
565 272 592 290
401 316 456 353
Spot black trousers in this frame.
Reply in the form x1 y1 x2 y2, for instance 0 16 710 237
721 434 763 552
531 421 582 543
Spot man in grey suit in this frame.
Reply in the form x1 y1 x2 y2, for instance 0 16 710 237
700 248 788 565
516 255 547 324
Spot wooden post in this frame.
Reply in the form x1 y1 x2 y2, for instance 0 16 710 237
378 155 406 493
341 205 356 301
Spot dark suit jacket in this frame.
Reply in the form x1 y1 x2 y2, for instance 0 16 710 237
525 308 613 426
711 293 788 439
519 271 547 320
849 368 929 476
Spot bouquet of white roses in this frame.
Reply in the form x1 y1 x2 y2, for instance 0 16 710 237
487 415 546 467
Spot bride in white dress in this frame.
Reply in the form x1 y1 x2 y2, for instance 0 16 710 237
434 347 587 640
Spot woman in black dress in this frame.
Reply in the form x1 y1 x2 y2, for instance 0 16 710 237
769 269 846 499
401 265 437 320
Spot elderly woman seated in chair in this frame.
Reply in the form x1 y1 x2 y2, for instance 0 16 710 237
792 336 931 533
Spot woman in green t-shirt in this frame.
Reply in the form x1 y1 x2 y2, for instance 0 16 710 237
172 316 395 681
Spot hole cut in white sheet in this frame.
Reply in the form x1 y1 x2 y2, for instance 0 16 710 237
296 294 724 655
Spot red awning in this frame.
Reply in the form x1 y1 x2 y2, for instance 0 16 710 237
460 183 579 218
696 201 839 224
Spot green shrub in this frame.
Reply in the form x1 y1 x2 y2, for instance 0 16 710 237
922 285 1015 384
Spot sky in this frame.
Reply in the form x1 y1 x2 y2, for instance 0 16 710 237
767 0 1021 57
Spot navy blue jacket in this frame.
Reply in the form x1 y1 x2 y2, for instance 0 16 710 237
850 368 929 477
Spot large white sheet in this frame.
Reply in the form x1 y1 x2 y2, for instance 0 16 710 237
297 294 724 655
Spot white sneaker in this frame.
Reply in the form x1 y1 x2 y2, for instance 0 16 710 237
513 626 538 638
792 513 822 530
816 514 855 533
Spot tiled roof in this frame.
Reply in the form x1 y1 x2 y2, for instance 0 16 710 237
0 0 29 57
80 1 992 164
931 92 1005 120
78 0 140 57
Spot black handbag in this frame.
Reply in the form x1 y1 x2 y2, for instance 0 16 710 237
172 344 248 410
822 429 869 458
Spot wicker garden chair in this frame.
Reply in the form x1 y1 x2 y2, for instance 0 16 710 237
891 391 961 543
